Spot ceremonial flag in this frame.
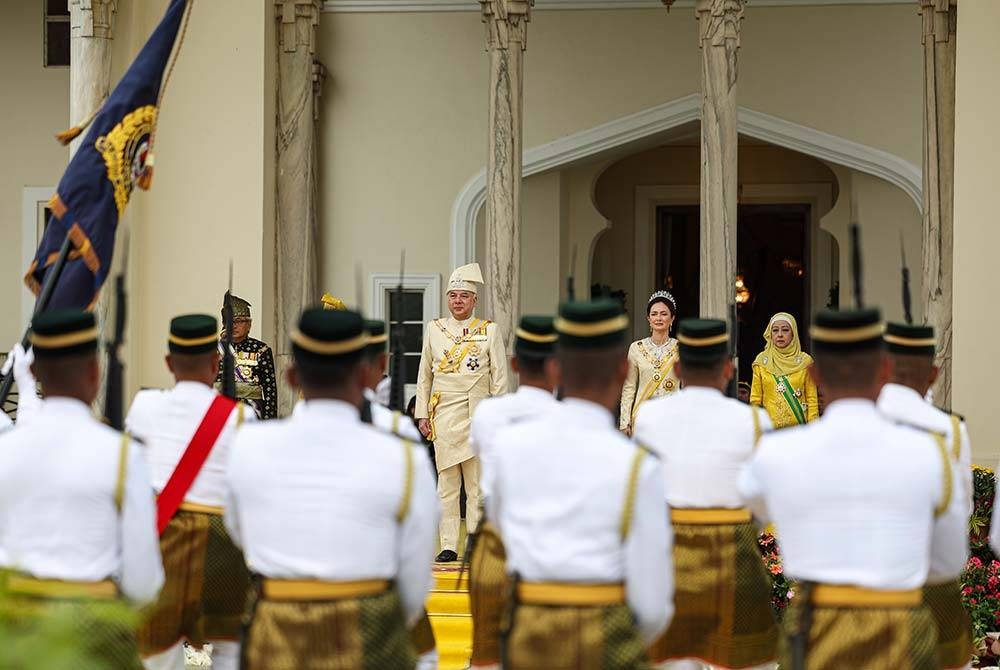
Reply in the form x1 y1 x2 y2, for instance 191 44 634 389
25 0 189 310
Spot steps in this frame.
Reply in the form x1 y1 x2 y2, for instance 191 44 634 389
428 566 473 670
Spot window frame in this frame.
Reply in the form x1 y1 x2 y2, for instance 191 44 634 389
369 272 440 399
43 0 71 69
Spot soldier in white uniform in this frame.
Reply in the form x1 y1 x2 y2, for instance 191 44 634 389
126 314 254 670
739 308 968 670
361 317 438 670
488 299 673 669
468 315 559 669
0 309 164 668
225 307 439 669
634 318 778 670
362 318 421 442
877 321 974 670
415 262 508 562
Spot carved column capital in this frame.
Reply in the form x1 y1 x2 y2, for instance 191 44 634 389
481 0 533 52
920 0 957 45
696 0 745 48
277 0 322 54
70 0 117 40
696 0 744 91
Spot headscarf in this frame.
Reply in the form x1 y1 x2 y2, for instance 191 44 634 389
752 312 813 376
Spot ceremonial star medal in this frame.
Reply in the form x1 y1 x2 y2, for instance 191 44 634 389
776 381 787 394
466 357 480 371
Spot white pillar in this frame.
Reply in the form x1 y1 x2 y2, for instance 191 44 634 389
69 0 116 156
274 0 322 417
480 0 531 346
696 0 744 319
919 0 957 407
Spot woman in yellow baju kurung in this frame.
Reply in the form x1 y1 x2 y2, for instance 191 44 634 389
750 312 819 429
619 291 679 435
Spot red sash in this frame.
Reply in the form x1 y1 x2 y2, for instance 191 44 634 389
156 395 238 534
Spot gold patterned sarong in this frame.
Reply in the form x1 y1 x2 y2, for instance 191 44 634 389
649 519 777 667
0 574 142 669
779 589 938 670
243 583 415 670
137 507 250 655
924 580 974 669
410 609 436 655
470 520 509 666
504 596 650 670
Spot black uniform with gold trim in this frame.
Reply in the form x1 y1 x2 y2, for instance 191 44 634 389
215 295 277 420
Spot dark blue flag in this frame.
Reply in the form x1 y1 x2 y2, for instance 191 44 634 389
25 0 188 310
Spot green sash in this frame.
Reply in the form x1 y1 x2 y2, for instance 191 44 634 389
772 373 807 425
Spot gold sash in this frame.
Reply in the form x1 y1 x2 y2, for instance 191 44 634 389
262 579 389 601
671 507 752 525
517 582 626 606
631 352 678 423
7 575 119 600
811 584 921 608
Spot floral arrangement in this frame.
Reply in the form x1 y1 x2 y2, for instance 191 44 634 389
964 466 1000 666
757 531 794 617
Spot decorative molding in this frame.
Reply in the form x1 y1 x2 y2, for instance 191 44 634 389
450 94 922 267
21 188 53 329
325 0 913 12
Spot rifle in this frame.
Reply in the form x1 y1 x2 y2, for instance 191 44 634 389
103 240 129 430
900 232 913 325
567 244 577 300
220 261 236 400
850 223 864 309
727 300 739 399
388 250 407 412
0 230 74 410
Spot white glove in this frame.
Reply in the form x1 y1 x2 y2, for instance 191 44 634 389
2 343 34 381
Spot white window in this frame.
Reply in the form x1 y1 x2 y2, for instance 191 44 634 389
44 0 71 68
369 273 440 405
21 187 55 328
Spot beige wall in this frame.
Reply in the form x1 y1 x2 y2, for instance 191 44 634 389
0 2 70 347
953 0 1000 466
317 4 923 316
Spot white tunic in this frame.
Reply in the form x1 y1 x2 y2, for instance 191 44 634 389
634 386 771 508
470 384 558 503
739 399 968 589
877 381 972 498
364 387 422 442
487 398 674 644
224 399 440 624
0 397 164 605
126 381 254 507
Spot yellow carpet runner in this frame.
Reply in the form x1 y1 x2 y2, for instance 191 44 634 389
428 565 472 670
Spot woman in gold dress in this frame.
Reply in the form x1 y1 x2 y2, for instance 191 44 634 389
619 291 679 435
749 312 819 428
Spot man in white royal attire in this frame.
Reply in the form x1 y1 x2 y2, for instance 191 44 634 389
415 262 508 562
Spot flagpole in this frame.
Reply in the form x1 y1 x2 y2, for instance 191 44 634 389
0 232 74 410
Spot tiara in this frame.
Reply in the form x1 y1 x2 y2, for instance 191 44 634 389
648 290 677 309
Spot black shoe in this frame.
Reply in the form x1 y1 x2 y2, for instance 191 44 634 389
435 550 458 563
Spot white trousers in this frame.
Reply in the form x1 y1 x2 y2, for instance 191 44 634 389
415 648 439 670
438 457 481 551
142 640 240 670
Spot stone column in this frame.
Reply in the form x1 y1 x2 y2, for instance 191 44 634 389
919 0 957 407
275 0 322 417
481 0 531 349
696 0 744 319
69 1 117 156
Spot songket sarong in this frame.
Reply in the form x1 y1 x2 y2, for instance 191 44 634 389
470 520 508 667
137 505 250 655
504 582 651 670
924 580 974 669
410 609 436 656
242 579 416 670
778 584 938 670
0 574 142 670
649 510 777 668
